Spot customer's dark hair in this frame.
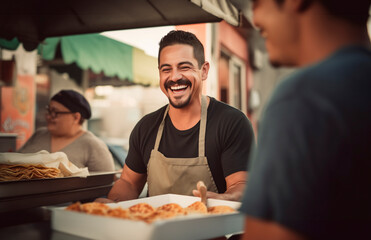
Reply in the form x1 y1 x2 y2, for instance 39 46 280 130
274 0 371 24
320 0 370 24
158 30 205 69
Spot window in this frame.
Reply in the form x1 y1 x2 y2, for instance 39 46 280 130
218 51 247 114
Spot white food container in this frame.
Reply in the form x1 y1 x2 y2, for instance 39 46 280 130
51 194 244 240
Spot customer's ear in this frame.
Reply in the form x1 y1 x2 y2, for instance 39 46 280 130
288 0 312 12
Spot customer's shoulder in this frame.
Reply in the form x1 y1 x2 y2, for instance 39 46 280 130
311 45 371 75
296 46 369 86
267 46 371 110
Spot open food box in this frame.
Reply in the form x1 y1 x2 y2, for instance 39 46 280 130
51 194 244 240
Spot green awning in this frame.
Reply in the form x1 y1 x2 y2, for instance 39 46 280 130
39 34 133 81
0 38 20 51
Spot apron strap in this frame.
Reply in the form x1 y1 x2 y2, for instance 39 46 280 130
199 95 207 157
154 105 169 150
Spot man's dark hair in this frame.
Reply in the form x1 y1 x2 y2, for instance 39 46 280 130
274 0 371 24
158 30 205 69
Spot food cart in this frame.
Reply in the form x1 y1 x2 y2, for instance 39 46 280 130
0 1 245 239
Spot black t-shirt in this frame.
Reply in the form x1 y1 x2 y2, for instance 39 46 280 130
125 97 254 193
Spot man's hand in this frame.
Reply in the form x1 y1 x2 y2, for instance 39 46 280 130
193 171 247 201
192 189 230 200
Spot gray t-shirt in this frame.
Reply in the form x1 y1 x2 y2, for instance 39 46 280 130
18 127 115 172
240 46 371 239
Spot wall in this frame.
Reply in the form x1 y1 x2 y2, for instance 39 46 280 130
218 21 253 118
0 45 37 149
218 21 248 62
1 75 35 149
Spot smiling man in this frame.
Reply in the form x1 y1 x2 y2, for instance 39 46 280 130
98 30 254 202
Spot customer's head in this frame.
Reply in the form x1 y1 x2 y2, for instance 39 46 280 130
321 0 370 25
271 0 370 24
251 0 370 67
47 90 91 127
158 30 205 69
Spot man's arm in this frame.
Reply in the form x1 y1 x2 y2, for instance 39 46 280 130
241 217 308 240
96 164 146 203
193 171 247 201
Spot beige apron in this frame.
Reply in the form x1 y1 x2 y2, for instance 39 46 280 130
147 95 218 196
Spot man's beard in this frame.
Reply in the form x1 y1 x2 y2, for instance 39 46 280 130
168 94 192 109
165 79 192 108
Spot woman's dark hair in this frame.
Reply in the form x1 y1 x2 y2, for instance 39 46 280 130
158 30 205 69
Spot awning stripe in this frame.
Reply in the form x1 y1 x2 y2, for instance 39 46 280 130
0 38 20 51
39 34 133 81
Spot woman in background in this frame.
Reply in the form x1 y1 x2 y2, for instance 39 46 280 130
19 89 115 172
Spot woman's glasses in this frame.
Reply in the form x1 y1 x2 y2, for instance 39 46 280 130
45 105 74 119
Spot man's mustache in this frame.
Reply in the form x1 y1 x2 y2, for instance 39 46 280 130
164 79 192 90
